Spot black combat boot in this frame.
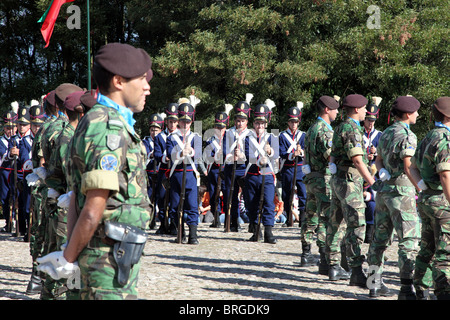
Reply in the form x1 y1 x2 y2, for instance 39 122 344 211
26 268 43 295
368 274 393 298
318 247 329 275
398 278 416 300
230 217 241 232
340 242 350 271
300 244 316 267
247 224 262 242
349 266 368 288
263 226 277 244
415 287 430 300
364 224 374 243
328 264 351 281
188 224 199 245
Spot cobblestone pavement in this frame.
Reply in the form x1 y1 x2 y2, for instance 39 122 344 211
0 220 407 301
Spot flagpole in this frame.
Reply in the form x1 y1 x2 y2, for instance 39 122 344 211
87 0 91 90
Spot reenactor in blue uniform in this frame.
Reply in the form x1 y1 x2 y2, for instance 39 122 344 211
154 103 179 234
279 102 307 229
0 105 18 232
166 96 202 244
203 104 233 227
244 100 278 243
223 94 253 232
362 97 383 243
12 104 33 237
142 113 164 229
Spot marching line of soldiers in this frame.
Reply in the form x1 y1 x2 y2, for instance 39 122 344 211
0 42 448 301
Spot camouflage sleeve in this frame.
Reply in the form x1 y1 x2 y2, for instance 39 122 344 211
399 130 417 159
435 135 450 173
344 124 364 159
73 109 121 195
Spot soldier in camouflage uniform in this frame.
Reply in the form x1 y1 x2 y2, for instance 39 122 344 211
367 96 422 299
37 43 153 300
25 92 56 296
327 94 375 287
43 90 86 299
38 83 82 300
302 96 340 275
411 96 450 300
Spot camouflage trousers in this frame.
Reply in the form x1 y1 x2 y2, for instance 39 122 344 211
29 185 43 261
367 185 420 279
327 171 366 268
303 174 331 249
78 237 142 300
414 192 450 296
41 202 71 300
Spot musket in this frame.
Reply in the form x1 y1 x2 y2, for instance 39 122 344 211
149 157 158 229
12 141 18 236
210 162 223 228
287 155 298 227
162 161 171 232
176 159 187 244
224 159 235 233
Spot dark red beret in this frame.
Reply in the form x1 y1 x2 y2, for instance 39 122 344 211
56 83 83 102
64 91 84 111
392 96 420 113
44 90 56 107
318 95 340 110
434 96 450 118
94 43 153 81
342 94 368 108
80 90 98 111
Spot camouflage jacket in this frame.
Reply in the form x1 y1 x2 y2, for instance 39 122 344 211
304 117 333 175
70 103 151 230
31 116 56 168
330 117 367 169
413 126 450 191
378 121 416 180
41 116 68 168
45 122 75 194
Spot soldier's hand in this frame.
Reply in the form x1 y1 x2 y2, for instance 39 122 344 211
234 147 241 161
264 143 272 156
10 146 19 157
36 251 79 280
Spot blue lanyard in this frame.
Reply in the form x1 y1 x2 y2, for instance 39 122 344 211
435 121 450 133
318 117 333 131
97 93 136 134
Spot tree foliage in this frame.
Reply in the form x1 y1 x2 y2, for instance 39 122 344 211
0 0 448 139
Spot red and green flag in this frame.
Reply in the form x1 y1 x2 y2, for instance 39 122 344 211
38 0 75 47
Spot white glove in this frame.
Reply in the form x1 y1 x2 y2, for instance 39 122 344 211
47 188 61 199
23 159 33 171
379 168 391 181
34 167 47 180
418 179 428 191
57 191 73 208
26 173 40 186
36 251 79 280
328 163 337 174
302 164 311 175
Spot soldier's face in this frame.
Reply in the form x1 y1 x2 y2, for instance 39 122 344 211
121 74 150 113
357 105 367 121
288 119 299 131
409 111 419 124
364 119 375 131
167 119 178 132
3 126 14 137
329 108 339 122
235 117 248 130
31 124 40 136
149 126 161 138
18 123 30 136
254 120 266 135
179 120 192 132
214 125 226 137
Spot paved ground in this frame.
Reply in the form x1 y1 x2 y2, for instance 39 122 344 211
0 219 412 301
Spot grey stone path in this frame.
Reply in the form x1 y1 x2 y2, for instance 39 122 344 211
0 220 405 301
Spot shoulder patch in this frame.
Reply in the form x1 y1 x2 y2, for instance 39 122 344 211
100 154 119 171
